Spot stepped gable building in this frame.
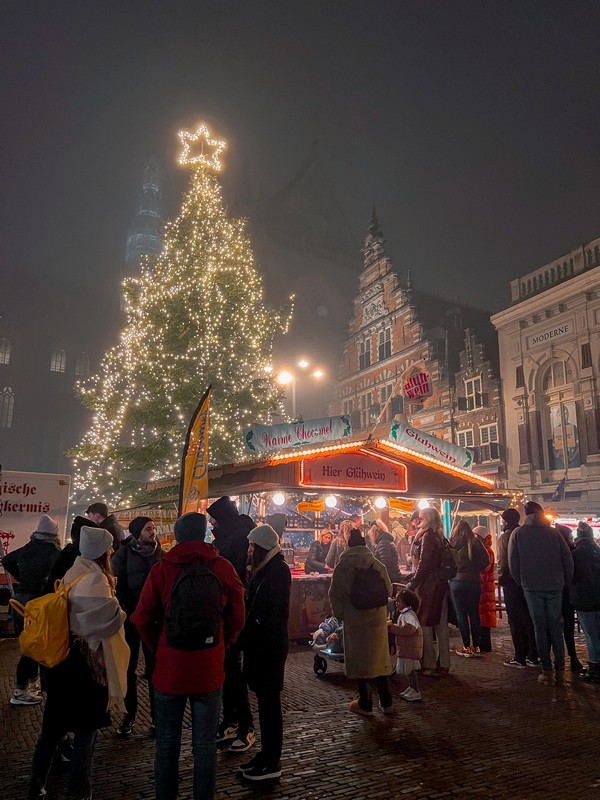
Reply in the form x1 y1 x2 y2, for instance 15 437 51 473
492 237 600 513
330 211 507 486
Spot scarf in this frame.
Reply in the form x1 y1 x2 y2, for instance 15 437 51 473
248 543 282 579
130 537 158 559
30 531 61 550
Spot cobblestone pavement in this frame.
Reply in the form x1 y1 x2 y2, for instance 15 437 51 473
1 622 599 800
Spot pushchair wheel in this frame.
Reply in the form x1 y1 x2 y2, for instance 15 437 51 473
313 654 328 676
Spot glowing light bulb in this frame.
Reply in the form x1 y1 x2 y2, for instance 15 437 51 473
272 492 286 507
374 497 387 509
313 369 324 379
325 495 337 508
417 499 430 510
277 371 293 386
298 359 309 369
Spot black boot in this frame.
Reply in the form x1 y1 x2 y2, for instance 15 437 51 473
570 655 584 672
582 663 600 683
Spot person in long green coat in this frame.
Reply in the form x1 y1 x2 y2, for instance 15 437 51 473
329 529 393 716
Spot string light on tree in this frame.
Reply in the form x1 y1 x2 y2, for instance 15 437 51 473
69 122 293 506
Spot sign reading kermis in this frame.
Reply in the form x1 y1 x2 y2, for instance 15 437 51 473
0 471 71 554
390 423 473 470
244 416 352 454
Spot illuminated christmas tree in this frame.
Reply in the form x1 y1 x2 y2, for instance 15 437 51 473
70 124 292 505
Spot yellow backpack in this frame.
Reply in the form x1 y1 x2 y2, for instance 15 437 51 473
9 574 85 668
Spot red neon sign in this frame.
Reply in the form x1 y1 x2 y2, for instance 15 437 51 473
300 452 407 493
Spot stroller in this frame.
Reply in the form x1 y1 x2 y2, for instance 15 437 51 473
310 616 344 676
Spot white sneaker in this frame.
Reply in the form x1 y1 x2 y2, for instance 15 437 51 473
402 688 422 703
10 689 42 706
399 687 411 697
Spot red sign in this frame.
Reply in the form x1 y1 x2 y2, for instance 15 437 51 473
404 371 431 399
300 453 407 493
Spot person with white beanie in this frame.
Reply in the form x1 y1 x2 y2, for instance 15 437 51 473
237 525 291 782
3 514 62 705
27 525 128 800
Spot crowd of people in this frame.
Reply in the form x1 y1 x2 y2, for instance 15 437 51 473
3 496 600 800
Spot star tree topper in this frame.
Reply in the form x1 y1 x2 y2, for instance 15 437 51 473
178 123 227 171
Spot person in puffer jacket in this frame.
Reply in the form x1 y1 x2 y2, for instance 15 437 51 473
369 520 401 584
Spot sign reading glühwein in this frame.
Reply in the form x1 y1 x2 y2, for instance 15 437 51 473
390 422 473 469
300 453 407 492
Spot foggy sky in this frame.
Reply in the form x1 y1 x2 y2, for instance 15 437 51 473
2 1 600 313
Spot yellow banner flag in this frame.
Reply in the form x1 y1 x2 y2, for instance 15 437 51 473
178 386 212 515
297 499 325 513
389 497 414 511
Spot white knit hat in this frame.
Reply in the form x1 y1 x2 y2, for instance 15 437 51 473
37 514 59 535
248 524 279 551
80 526 113 559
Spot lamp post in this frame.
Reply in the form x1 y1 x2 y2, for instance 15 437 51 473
276 359 325 420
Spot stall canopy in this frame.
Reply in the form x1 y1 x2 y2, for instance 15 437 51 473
206 437 511 502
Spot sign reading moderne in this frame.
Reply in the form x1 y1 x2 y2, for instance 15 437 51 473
243 415 352 454
527 321 572 350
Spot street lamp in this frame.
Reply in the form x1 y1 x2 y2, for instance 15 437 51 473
276 361 326 420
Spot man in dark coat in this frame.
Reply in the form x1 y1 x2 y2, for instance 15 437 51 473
508 501 574 685
497 508 539 669
238 525 291 782
85 502 125 551
207 496 255 752
112 515 164 736
370 521 401 584
570 521 600 682
4 514 61 705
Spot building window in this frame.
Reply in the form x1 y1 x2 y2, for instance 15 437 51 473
0 339 10 365
595 309 600 326
542 360 571 391
480 424 498 445
359 339 371 371
0 386 14 428
515 365 525 388
581 342 592 370
75 352 89 378
465 376 483 408
50 349 66 373
458 429 474 449
378 328 392 361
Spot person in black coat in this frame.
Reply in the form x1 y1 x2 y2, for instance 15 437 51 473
4 515 61 705
305 530 332 574
239 525 291 782
85 502 125 551
111 516 164 736
570 521 600 682
207 496 255 751
369 521 401 584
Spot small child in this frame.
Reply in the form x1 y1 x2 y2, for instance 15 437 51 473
388 588 423 702
311 616 344 653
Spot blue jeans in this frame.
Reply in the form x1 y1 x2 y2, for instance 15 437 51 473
577 610 600 663
154 688 221 800
523 589 565 671
449 580 481 649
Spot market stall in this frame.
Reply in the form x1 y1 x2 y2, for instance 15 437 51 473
205 436 513 640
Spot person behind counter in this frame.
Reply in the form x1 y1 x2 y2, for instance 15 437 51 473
305 530 333 574
325 520 352 570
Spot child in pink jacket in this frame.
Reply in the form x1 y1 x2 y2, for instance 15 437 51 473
389 588 423 702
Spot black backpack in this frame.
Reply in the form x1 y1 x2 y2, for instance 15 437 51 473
439 538 458 581
349 564 389 610
165 561 223 651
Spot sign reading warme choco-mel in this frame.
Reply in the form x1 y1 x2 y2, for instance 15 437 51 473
244 415 352 454
300 453 407 492
390 422 473 470
0 471 71 554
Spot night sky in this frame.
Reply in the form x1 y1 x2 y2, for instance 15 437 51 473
2 1 600 313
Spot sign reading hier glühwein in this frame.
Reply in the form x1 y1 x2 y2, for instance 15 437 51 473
390 422 473 470
244 415 352 454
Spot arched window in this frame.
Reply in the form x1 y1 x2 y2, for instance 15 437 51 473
74 352 89 378
542 360 572 391
0 386 14 428
0 339 10 365
50 349 66 373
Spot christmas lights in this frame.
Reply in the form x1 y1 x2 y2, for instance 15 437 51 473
69 123 293 506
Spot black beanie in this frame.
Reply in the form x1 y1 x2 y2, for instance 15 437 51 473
524 501 543 516
207 496 239 524
70 515 97 549
129 516 153 539
174 512 207 543
348 528 366 547
501 508 521 529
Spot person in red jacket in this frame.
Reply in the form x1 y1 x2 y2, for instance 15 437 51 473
474 528 497 652
132 512 245 800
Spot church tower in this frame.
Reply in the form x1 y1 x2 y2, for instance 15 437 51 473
125 159 163 266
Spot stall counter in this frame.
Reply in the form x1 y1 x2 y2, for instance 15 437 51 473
288 571 332 641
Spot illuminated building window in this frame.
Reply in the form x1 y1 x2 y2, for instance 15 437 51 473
0 339 10 365
50 349 66 373
0 386 14 428
464 376 483 408
359 339 371 370
458 429 474 449
378 328 391 360
542 360 571 391
480 424 498 445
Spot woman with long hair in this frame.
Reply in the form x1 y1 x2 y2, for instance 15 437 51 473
325 519 353 570
408 507 450 676
27 527 128 800
449 520 490 657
